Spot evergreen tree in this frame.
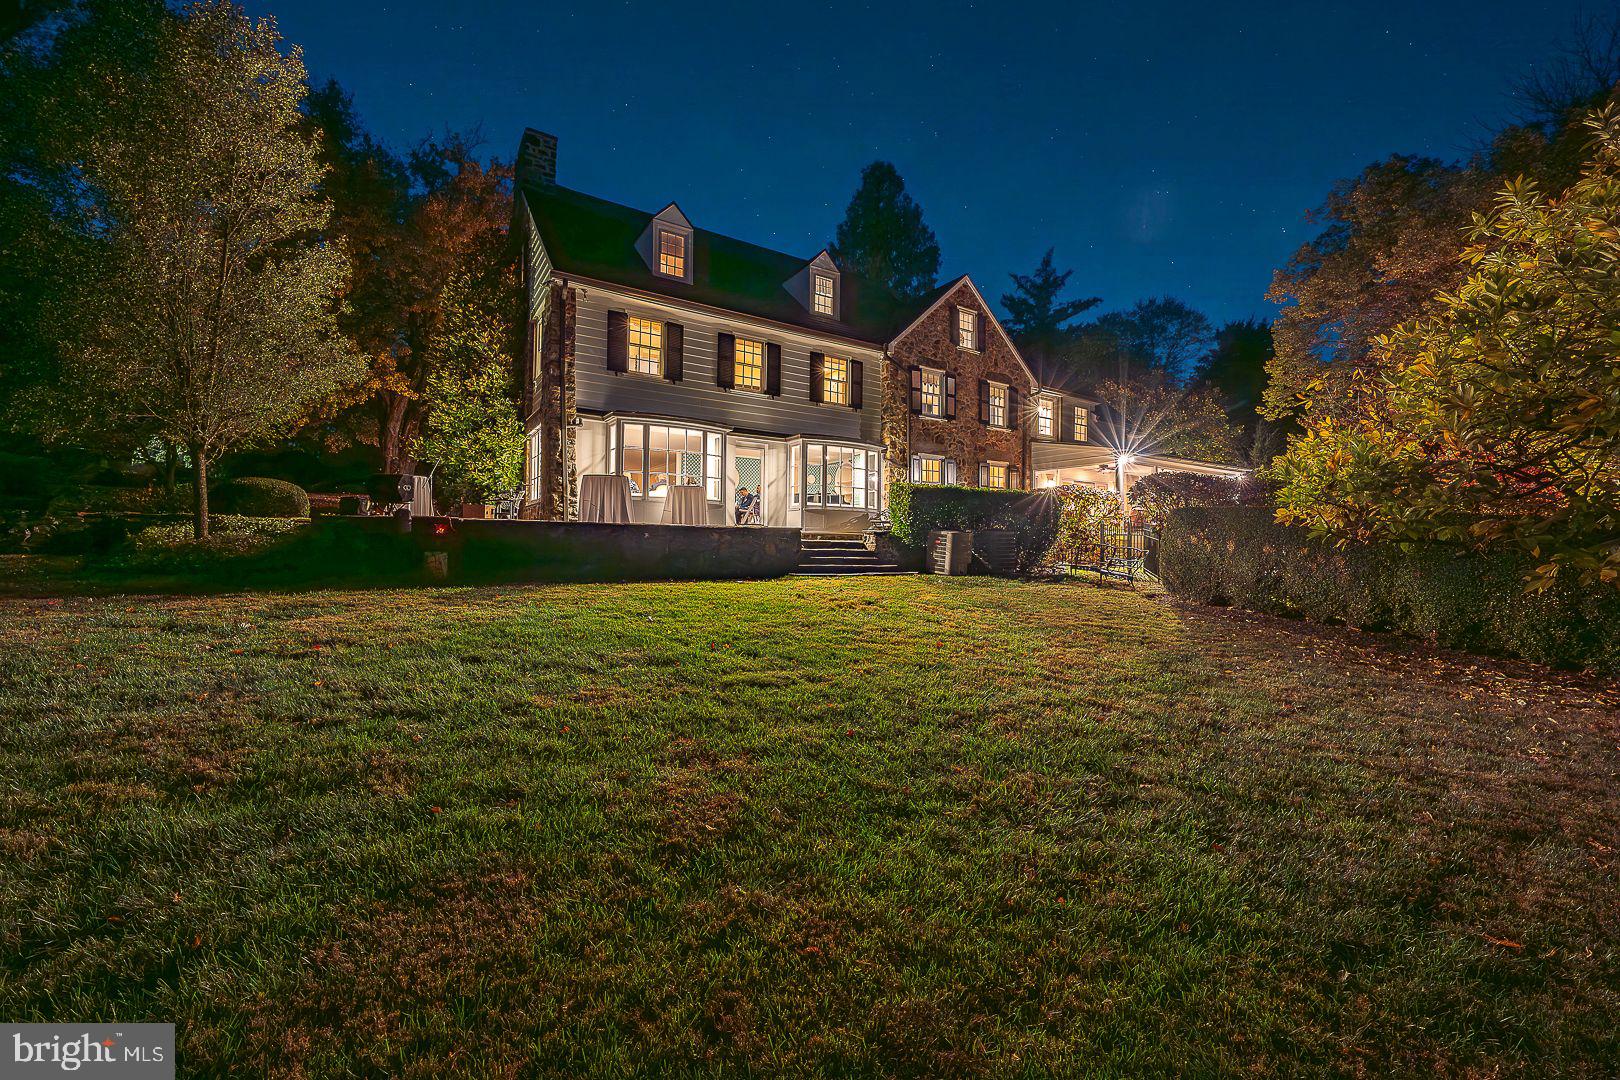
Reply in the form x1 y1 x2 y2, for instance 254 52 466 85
1000 248 1099 368
828 161 940 301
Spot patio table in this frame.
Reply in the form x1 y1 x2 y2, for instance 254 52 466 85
661 482 707 526
578 473 633 523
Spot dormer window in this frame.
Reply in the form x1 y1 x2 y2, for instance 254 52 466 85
956 307 979 350
657 230 686 278
812 273 835 316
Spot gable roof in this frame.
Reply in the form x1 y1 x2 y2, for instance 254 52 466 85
519 180 919 344
888 275 1039 387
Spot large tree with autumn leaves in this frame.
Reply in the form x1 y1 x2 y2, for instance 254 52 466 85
1271 106 1620 589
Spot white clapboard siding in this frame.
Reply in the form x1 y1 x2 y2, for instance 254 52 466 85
572 287 883 444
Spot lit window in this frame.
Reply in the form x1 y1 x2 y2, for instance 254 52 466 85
1073 405 1088 442
984 462 1008 489
920 369 943 417
619 423 708 498
913 455 945 485
957 307 978 349
1036 396 1055 438
988 383 1008 428
657 231 686 277
812 274 835 315
734 337 764 392
627 317 662 376
791 444 800 507
803 444 876 508
823 356 850 405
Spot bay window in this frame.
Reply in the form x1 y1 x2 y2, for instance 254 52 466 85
798 442 880 509
616 422 720 501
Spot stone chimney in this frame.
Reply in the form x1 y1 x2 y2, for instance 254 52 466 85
516 128 558 186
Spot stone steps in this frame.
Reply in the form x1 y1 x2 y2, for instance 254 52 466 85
794 537 913 576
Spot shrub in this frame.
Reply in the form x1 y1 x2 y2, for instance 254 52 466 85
1128 472 1270 527
92 516 310 576
44 484 193 516
1160 506 1620 675
1044 485 1120 567
213 477 309 518
888 482 1059 573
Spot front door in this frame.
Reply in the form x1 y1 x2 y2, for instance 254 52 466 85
734 446 765 525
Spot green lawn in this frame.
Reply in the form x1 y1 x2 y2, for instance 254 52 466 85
1 573 1617 1077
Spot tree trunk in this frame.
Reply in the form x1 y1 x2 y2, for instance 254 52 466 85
163 441 178 497
190 448 209 540
377 391 419 474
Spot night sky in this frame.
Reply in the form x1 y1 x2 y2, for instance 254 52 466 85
253 0 1594 326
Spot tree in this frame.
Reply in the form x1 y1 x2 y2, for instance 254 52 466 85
1262 156 1490 423
1000 248 1099 369
29 1 358 537
828 161 940 301
1194 319 1290 466
410 271 523 507
1089 297 1214 383
1271 106 1620 589
302 109 513 473
1092 378 1243 468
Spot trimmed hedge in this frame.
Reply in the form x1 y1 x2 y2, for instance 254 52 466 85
213 477 310 518
889 481 1058 573
1161 506 1620 674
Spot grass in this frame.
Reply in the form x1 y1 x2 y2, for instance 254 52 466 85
1 572 1617 1077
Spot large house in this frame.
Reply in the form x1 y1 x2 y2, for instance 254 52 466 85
514 128 1233 533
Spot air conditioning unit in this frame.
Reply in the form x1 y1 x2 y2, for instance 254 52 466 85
927 530 973 575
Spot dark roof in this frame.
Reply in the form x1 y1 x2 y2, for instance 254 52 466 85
519 180 919 343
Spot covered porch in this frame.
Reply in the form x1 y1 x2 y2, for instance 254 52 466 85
553 414 884 536
1031 443 1245 497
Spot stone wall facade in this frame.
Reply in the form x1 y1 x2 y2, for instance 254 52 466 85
883 280 1033 488
526 280 576 520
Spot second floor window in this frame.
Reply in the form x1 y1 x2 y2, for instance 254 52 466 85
988 383 1008 428
823 356 851 405
920 369 944 417
1036 396 1055 438
957 307 978 349
658 230 686 277
628 317 662 376
734 337 765 391
813 274 835 315
1073 405 1088 442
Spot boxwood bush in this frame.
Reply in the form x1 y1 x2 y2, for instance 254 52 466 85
212 477 309 518
1161 506 1620 674
888 481 1059 573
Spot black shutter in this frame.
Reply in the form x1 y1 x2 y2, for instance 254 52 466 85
716 333 735 389
765 342 782 396
977 463 988 487
1008 386 1021 430
909 366 922 413
945 375 957 419
1010 466 1021 490
664 322 684 382
809 352 825 403
606 310 628 373
849 359 863 409
978 380 990 424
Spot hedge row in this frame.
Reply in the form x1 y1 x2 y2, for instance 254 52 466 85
1160 506 1620 674
888 482 1059 572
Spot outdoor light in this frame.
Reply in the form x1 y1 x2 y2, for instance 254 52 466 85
1116 453 1136 468
1043 477 1058 489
